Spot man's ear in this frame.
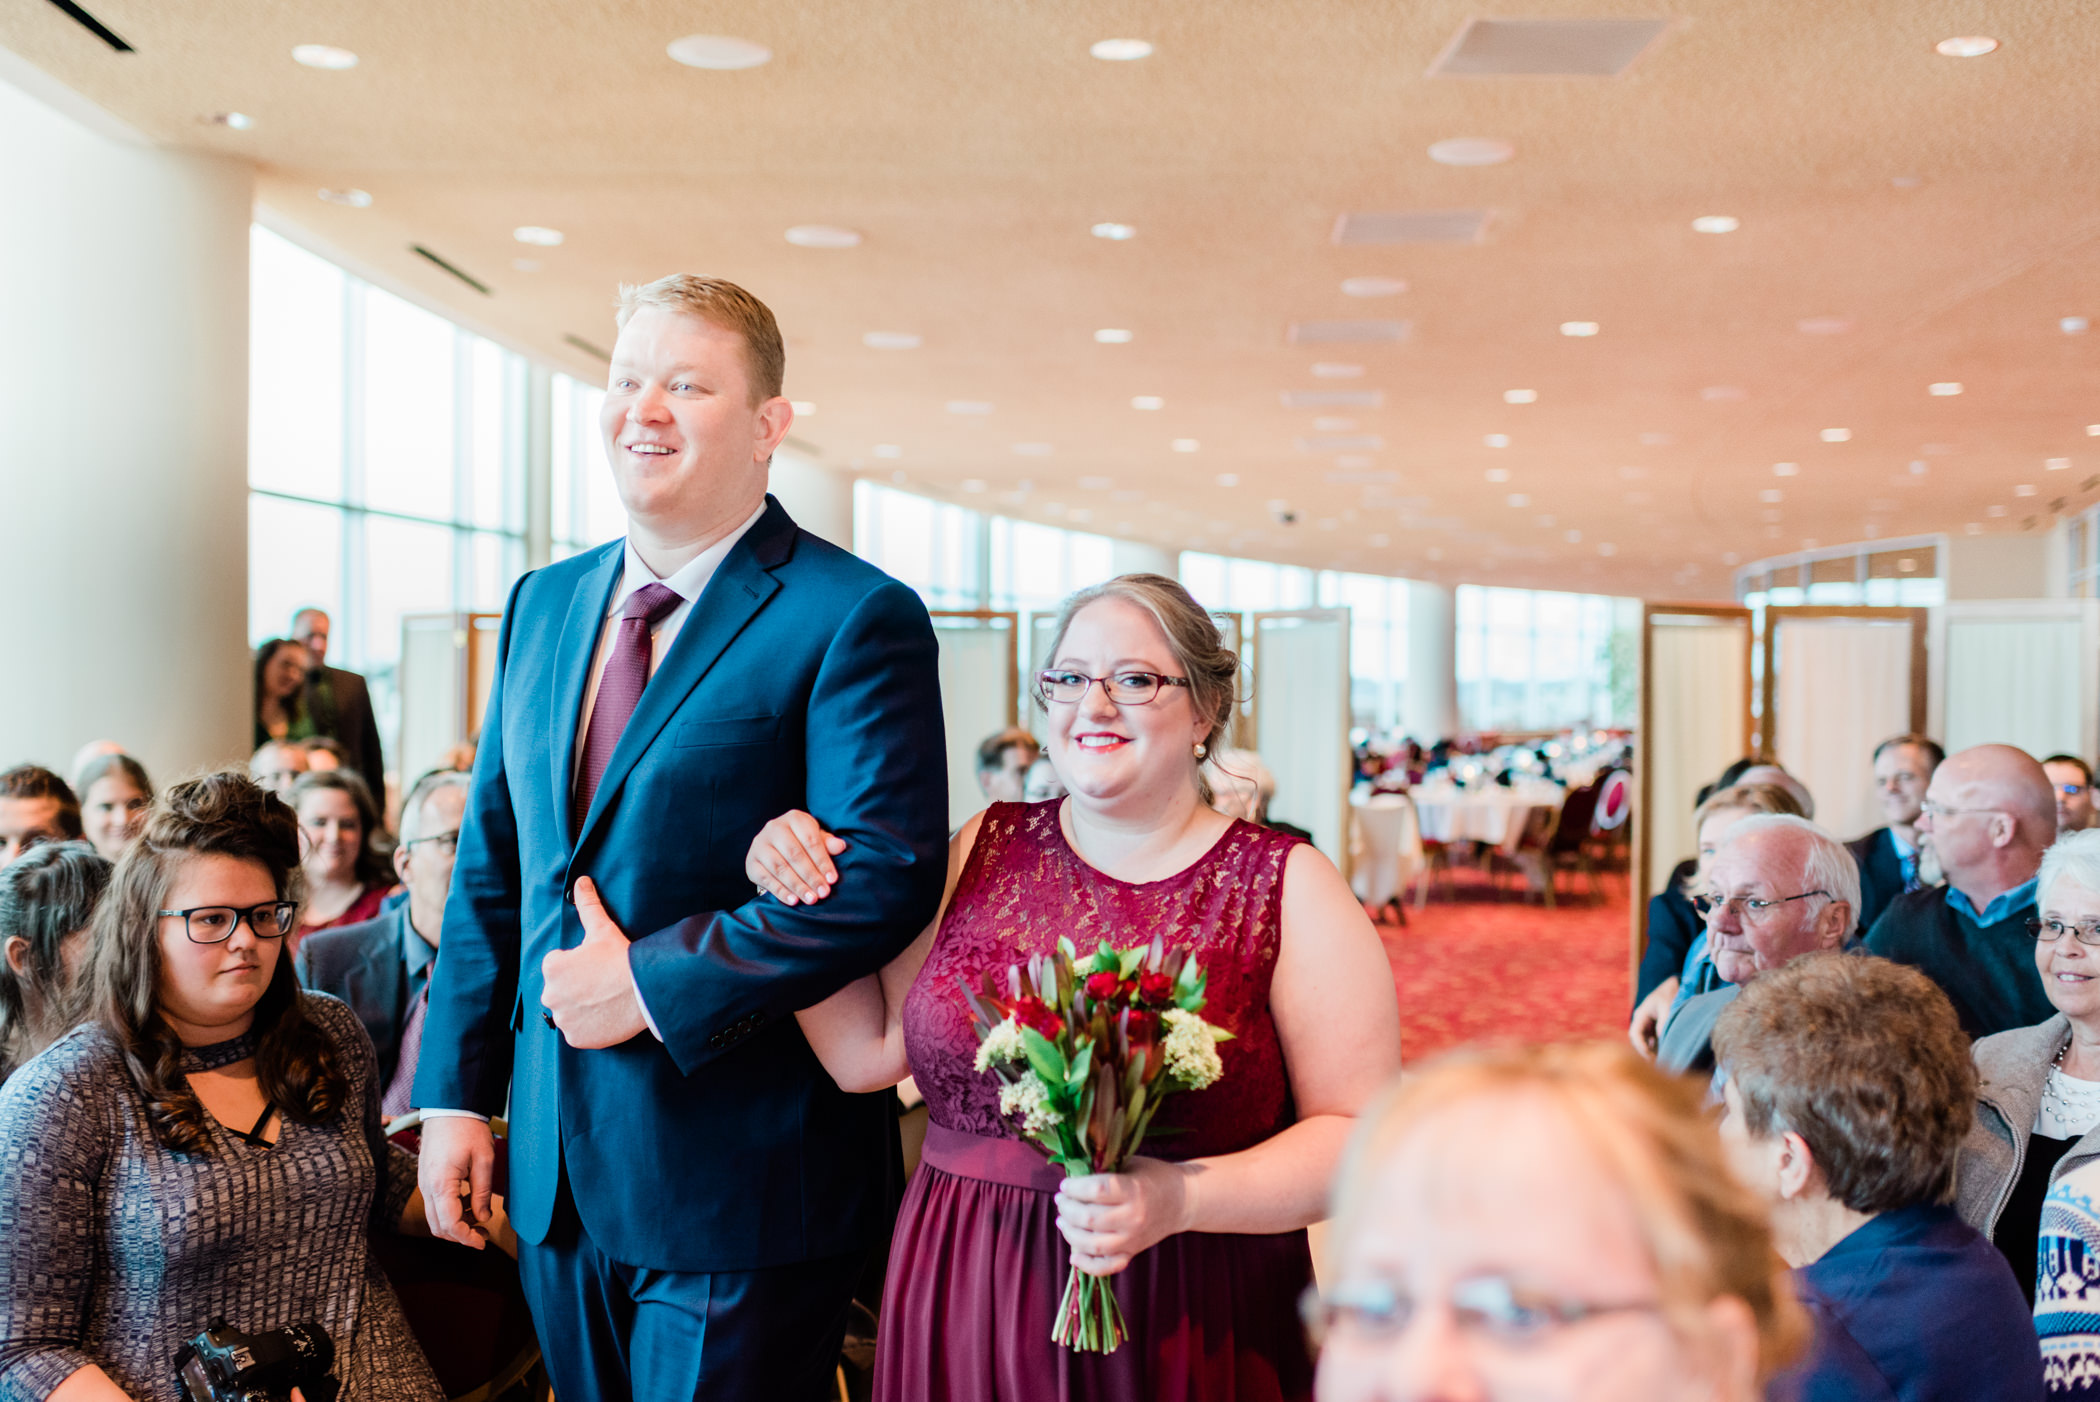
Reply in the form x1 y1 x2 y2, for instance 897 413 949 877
393 844 413 887
1821 900 1853 947
1776 1130 1818 1202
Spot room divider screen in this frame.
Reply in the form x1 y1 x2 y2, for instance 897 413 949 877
1760 607 1927 842
1931 601 2100 762
1251 608 1352 869
930 611 1020 831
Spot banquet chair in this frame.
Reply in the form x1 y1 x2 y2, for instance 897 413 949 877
1505 777 1605 908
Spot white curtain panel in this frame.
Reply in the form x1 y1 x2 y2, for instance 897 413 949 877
934 622 1015 830
1943 617 2086 759
1255 612 1349 862
1773 619 1914 843
1646 619 1750 896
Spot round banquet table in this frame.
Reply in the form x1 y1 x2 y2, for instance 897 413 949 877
1407 781 1566 854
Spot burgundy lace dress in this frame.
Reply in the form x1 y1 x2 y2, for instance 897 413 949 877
875 800 1315 1402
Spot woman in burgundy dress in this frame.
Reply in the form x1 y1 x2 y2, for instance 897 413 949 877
754 573 1402 1401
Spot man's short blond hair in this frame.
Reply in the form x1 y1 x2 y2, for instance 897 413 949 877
614 275 785 404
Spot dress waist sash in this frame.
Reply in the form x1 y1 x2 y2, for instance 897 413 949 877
920 1122 1069 1193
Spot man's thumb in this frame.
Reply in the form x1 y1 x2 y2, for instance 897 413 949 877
574 876 620 939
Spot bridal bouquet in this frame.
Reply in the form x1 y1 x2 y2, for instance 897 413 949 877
960 936 1233 1353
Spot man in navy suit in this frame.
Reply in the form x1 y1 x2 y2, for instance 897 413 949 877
412 276 949 1400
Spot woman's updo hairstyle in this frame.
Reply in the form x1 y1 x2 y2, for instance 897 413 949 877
84 770 345 1154
1040 574 1242 800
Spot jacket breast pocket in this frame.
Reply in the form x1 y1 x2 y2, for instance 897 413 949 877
674 714 782 748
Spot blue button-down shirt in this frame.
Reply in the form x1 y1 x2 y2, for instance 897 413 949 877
1948 875 2039 928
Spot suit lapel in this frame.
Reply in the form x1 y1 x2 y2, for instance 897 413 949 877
572 512 789 850
551 544 626 848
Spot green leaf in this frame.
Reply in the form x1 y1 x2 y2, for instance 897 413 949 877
1059 935 1078 963
1020 1026 1068 1084
1066 1040 1094 1090
1118 946 1145 979
1210 1025 1236 1043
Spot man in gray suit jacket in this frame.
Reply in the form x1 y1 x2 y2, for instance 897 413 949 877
293 607 388 789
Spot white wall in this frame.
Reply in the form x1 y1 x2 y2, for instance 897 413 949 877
770 446 853 549
0 71 255 780
1404 582 1458 740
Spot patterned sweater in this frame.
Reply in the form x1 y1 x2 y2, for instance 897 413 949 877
0 994 442 1401
2040 1160 2100 1395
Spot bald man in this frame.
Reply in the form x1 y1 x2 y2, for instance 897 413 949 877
1863 744 2056 1038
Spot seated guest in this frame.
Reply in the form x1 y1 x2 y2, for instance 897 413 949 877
2035 1140 2100 1392
1021 753 1064 803
1849 733 1945 932
297 770 468 1108
973 726 1039 805
1715 952 2045 1401
64 741 124 792
1867 743 2055 1039
302 735 348 774
75 752 152 862
1311 1043 1803 1402
289 770 391 947
0 772 480 1400
1738 762 1816 819
1657 814 1857 1076
252 637 316 749
292 607 388 793
1960 828 2100 1303
2047 755 2097 835
248 739 310 801
0 766 81 866
1631 782 1807 1054
0 842 110 1084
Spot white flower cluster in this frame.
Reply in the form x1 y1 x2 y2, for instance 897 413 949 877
998 1073 1064 1135
1161 1008 1225 1089
975 1015 1026 1073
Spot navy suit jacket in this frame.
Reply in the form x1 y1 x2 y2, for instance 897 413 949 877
411 496 949 1273
1846 826 1910 934
296 901 417 1087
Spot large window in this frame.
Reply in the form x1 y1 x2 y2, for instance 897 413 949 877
551 372 625 557
1454 586 1635 732
851 481 1116 613
248 226 530 761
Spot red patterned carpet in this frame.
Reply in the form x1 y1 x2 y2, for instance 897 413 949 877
1378 865 1634 1063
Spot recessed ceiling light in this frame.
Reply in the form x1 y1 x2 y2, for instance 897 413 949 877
1504 388 1538 404
1618 465 1648 480
790 401 816 415
1773 462 1799 476
1090 37 1154 60
1563 530 1584 544
292 44 358 69
2063 317 2090 334
863 331 921 349
1985 505 2009 517
1820 427 1852 442
2048 458 2072 470
1910 460 1931 475
667 34 773 69
1311 362 1365 378
1928 382 1963 396
511 258 540 272
1797 316 1852 335
208 111 255 130
1485 468 1512 483
961 479 987 492
1371 533 1390 547
513 226 563 246
1506 493 1530 508
1560 321 1599 337
1428 137 1515 166
1597 543 1617 556
1216 473 1239 486
1077 477 1113 492
1428 547 1445 561
1536 514 1557 527
1892 174 1925 189
1760 489 1784 503
317 188 372 207
1691 215 1739 233
1340 276 1408 298
785 225 860 248
946 400 994 416
1701 385 1748 402
2015 484 2039 497
1012 442 1054 457
2089 425 2100 436
1966 522 1984 534
890 470 908 484
1484 434 1511 448
1091 222 1137 241
1131 395 1164 410
1336 455 1375 469
1722 552 1741 566
872 444 903 459
1094 328 1134 343
1935 35 1998 57
1172 439 1200 453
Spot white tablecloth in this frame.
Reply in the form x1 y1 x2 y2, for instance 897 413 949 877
1349 793 1425 908
1409 783 1565 852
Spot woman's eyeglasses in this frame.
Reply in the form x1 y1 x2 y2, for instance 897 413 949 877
2029 917 2100 947
1299 1274 1662 1349
1035 670 1191 706
156 903 299 944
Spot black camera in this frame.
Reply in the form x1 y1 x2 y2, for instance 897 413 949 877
174 1318 336 1402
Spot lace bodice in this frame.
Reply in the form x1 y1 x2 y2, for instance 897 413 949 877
902 800 1301 1159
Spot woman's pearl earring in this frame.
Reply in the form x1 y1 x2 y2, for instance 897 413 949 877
1193 743 1208 761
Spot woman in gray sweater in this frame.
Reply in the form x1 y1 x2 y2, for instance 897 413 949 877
0 773 497 1402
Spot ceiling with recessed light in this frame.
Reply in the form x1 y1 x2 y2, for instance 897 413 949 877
6 0 2098 597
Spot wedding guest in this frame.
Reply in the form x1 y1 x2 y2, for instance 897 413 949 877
1960 828 2100 1302
1716 953 2043 1401
1867 743 2055 1039
248 740 311 801
289 769 391 946
1740 763 1816 819
1630 781 1804 1054
65 740 124 792
292 608 388 792
1023 754 1065 804
2036 1149 2100 1392
2047 756 2097 835
253 637 315 750
75 752 153 862
301 736 348 773
0 772 488 1400
0 841 109 1084
755 573 1402 1399
1310 1043 1801 1402
975 727 1040 805
1850 734 1945 931
0 766 81 867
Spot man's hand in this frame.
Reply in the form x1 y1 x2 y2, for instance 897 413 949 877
419 1115 497 1250
1628 976 1678 1059
541 876 648 1048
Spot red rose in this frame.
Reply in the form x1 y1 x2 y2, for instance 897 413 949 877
1084 971 1123 1003
1013 996 1065 1041
1137 971 1173 1005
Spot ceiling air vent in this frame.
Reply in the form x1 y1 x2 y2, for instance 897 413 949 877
564 334 612 361
1429 18 1669 77
1298 435 1386 453
1333 210 1489 245
44 0 132 51
410 245 492 295
1288 320 1411 345
1280 389 1386 409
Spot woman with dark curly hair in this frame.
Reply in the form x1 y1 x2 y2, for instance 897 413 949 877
0 772 503 1402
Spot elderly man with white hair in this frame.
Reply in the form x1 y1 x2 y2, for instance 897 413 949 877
1655 814 1860 1076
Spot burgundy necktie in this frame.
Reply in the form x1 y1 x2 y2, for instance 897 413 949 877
381 987 426 1121
574 582 682 828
